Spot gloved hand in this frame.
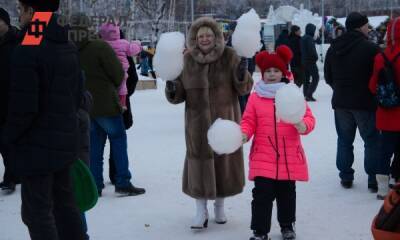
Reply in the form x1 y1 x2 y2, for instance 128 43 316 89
166 80 176 92
237 57 248 81
294 121 307 134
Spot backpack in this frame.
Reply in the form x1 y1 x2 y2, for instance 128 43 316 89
376 53 400 108
371 183 400 240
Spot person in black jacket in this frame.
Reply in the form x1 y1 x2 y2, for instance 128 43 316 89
324 12 381 192
301 23 320 101
275 29 290 48
109 30 139 184
238 56 254 114
288 25 305 87
0 7 19 193
4 1 86 239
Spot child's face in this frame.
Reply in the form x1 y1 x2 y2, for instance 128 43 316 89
263 68 283 84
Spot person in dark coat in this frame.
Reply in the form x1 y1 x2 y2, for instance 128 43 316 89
301 23 319 101
324 12 381 191
0 7 19 193
138 49 151 76
147 46 157 79
368 25 380 44
368 17 400 198
225 22 255 114
76 71 92 240
275 29 290 49
70 14 145 197
109 31 139 185
4 1 86 239
123 56 139 127
238 56 254 114
288 25 305 87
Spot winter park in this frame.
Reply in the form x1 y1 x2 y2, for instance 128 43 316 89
0 0 400 240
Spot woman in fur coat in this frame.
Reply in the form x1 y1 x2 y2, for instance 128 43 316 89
165 17 253 229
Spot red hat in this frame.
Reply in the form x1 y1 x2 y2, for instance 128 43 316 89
255 45 293 77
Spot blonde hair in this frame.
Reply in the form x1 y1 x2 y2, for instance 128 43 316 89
197 26 215 38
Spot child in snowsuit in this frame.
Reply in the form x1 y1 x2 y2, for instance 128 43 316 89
241 45 316 240
99 24 142 110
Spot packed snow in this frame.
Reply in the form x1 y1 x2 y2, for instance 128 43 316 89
275 83 307 124
153 32 185 81
232 9 262 58
207 118 243 155
0 69 383 240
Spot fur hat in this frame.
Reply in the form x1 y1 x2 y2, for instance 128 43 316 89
18 0 60 12
255 45 293 77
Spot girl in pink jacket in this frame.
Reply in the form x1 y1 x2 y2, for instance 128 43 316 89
99 23 142 110
241 45 316 240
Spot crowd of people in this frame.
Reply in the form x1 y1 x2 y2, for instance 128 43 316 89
0 1 399 240
0 0 145 239
276 23 320 101
324 17 388 47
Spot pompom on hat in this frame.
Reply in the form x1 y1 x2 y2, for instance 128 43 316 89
255 45 293 77
18 0 60 12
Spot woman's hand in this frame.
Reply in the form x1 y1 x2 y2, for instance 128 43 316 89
166 80 176 92
294 121 307 134
237 57 248 81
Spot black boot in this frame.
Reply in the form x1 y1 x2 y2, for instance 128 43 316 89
115 183 145 196
249 231 269 240
0 181 16 193
281 224 296 240
368 183 378 193
340 180 353 189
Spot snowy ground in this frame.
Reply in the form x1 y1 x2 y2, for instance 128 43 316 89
0 70 382 240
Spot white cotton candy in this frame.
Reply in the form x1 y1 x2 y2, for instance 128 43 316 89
207 118 243 155
232 9 261 58
275 83 306 124
153 32 185 81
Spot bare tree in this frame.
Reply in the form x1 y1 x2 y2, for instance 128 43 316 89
135 0 168 44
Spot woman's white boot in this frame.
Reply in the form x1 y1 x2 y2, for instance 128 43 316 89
191 199 208 229
214 198 227 224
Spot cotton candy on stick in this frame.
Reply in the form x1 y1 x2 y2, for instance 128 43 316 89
275 83 307 124
207 119 243 155
153 32 185 81
232 9 262 58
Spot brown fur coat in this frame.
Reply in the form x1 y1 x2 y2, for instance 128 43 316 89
166 17 253 199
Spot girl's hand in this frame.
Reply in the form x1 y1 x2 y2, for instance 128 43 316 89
242 134 248 144
294 121 307 134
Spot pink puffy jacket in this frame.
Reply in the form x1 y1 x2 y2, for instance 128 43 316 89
99 23 142 95
241 92 316 182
